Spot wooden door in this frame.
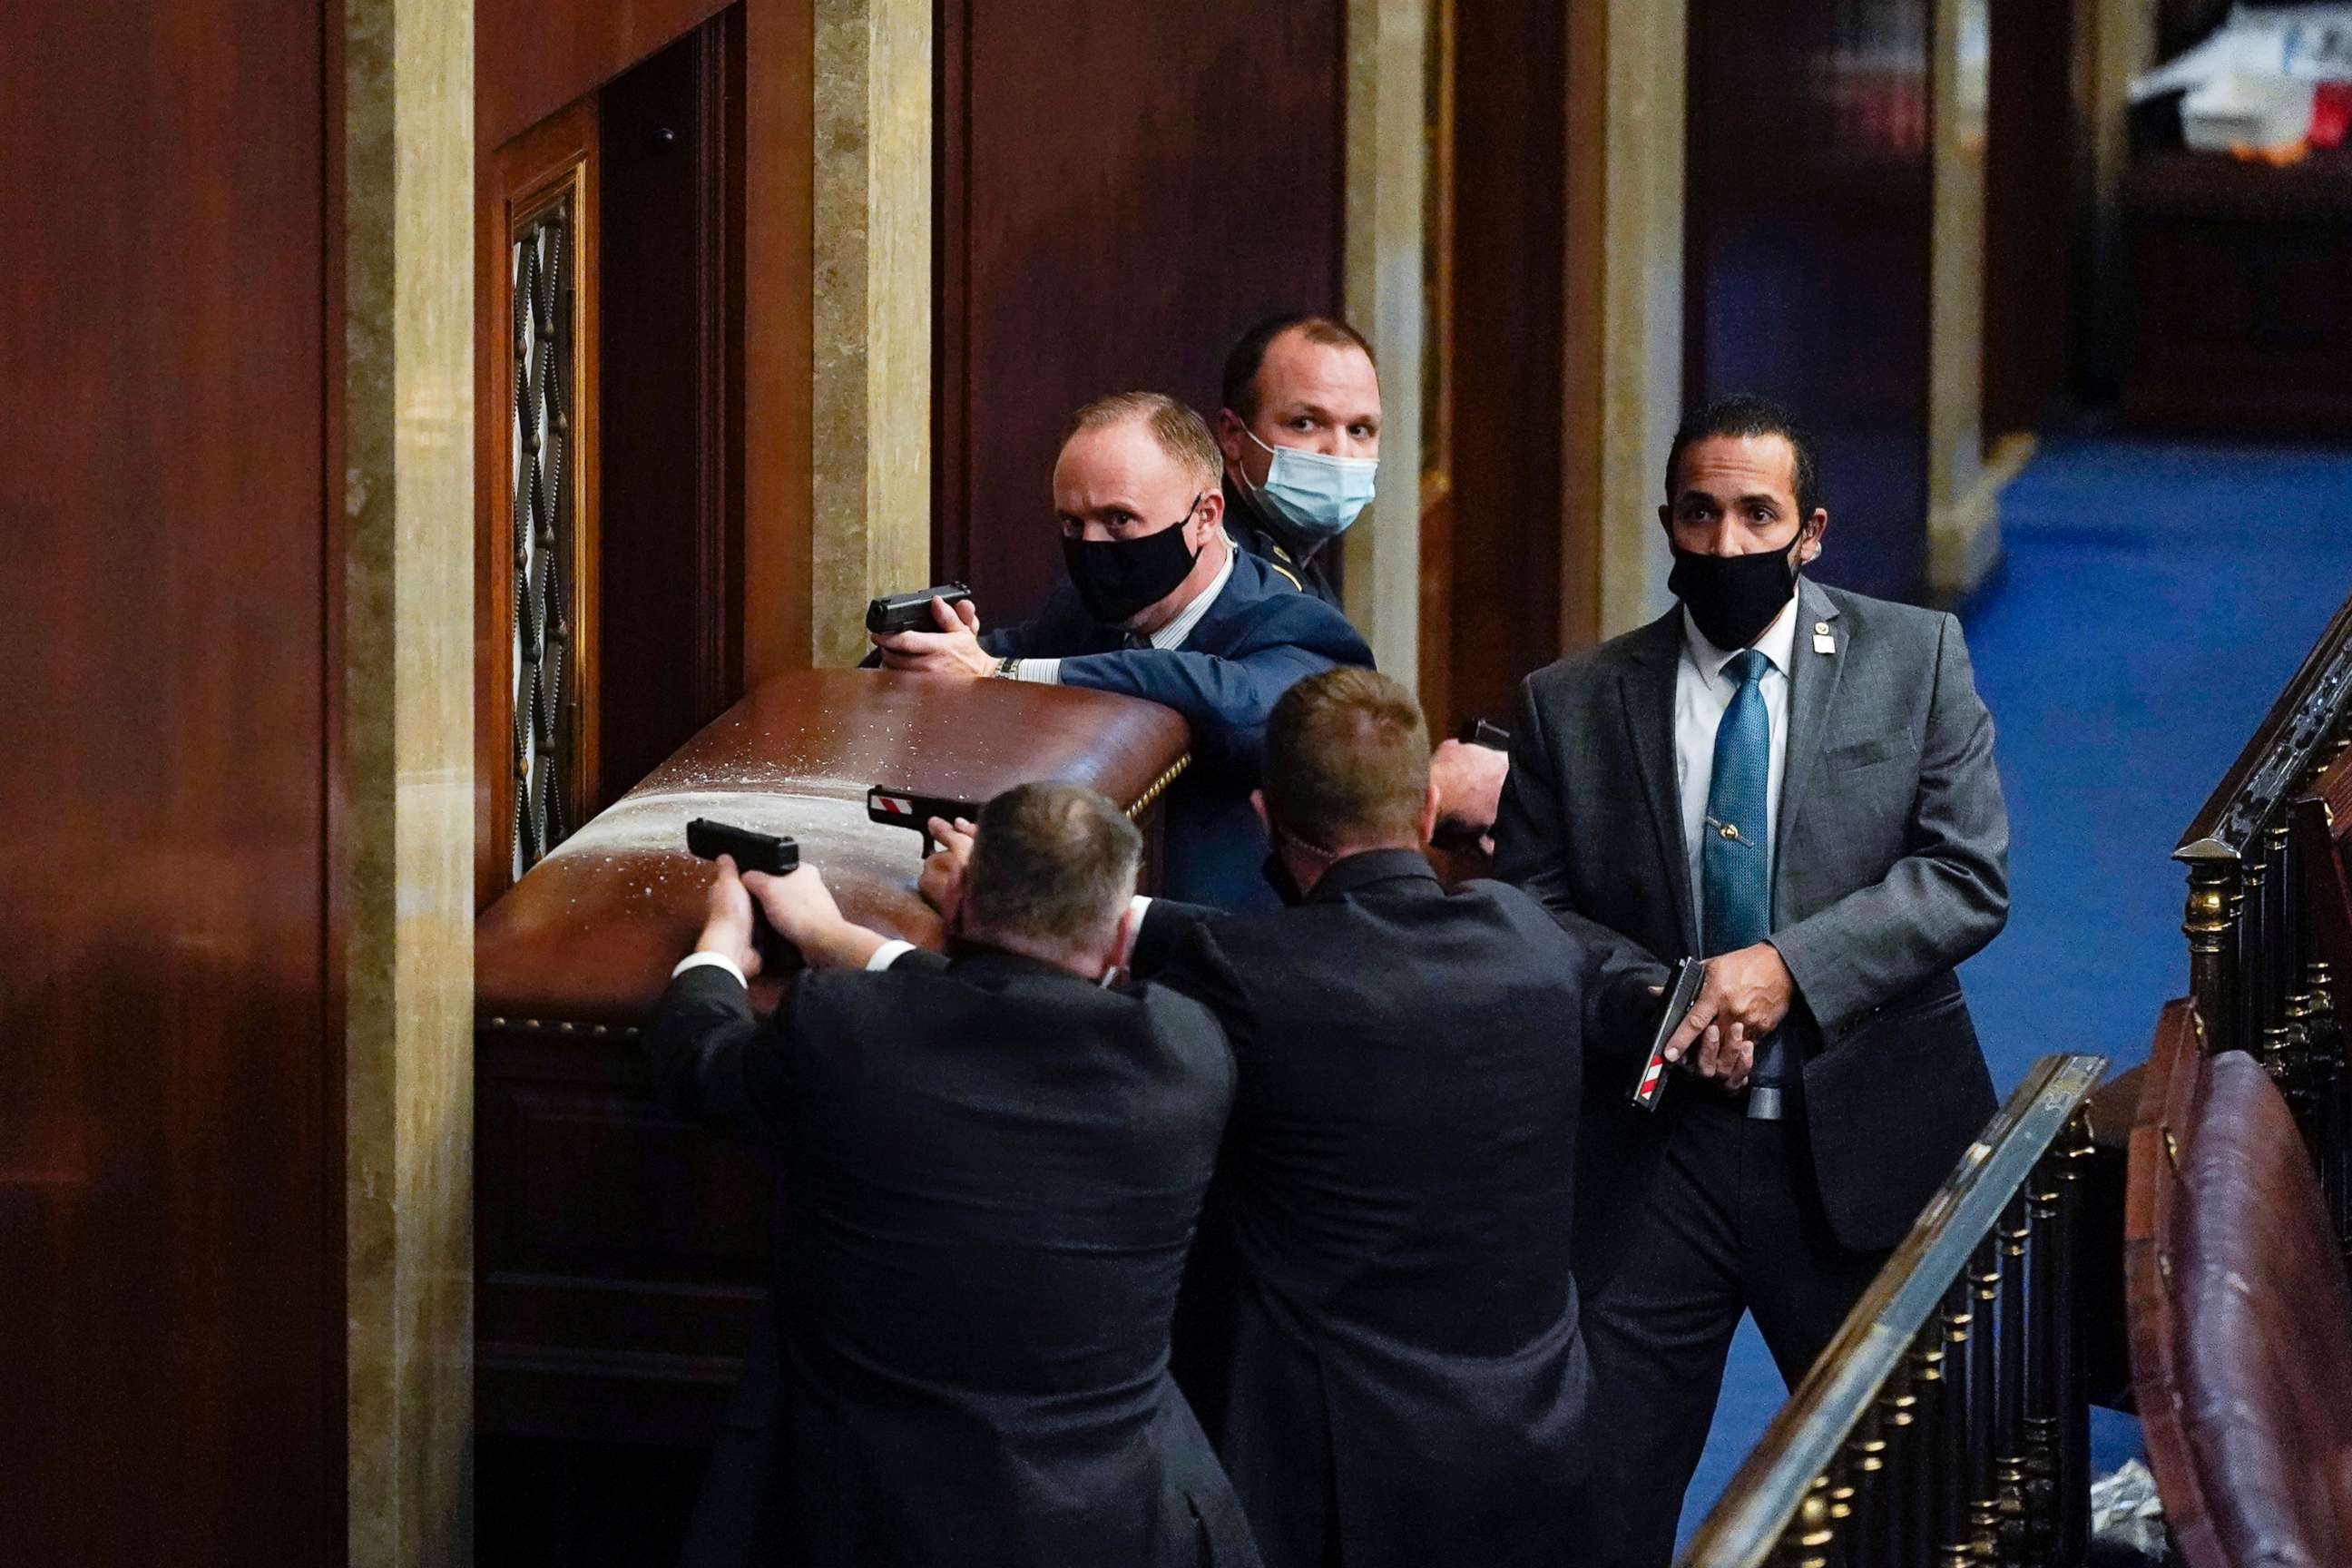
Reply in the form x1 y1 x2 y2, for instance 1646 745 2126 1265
0 2 340 1561
934 0 1349 618
1685 0 1936 603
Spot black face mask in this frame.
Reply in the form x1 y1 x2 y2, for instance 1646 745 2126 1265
1668 542 1800 650
1062 495 1203 627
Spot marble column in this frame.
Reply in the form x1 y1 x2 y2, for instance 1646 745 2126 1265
1343 0 1429 690
808 0 932 668
341 0 475 1563
1568 0 1686 642
1928 0 2003 601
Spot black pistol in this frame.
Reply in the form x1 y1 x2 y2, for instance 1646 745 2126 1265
1460 717 1512 751
685 818 800 877
867 786 983 848
866 583 975 637
1631 956 1709 1112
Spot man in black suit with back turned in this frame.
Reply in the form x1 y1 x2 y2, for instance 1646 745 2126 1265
899 668 1626 1568
645 781 1261 1568
1493 396 2010 1566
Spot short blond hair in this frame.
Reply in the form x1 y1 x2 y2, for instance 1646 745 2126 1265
1263 667 1431 849
1062 391 1223 494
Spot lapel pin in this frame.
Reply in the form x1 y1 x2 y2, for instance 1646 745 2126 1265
1812 621 1835 655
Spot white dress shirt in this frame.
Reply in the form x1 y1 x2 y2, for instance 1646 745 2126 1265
1013 535 1237 684
1674 593 1799 938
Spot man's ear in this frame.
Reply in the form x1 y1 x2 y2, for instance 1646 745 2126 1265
1658 503 1675 535
1214 408 1248 471
1107 898 1142 980
1419 779 1442 846
1798 507 1828 565
1192 485 1224 545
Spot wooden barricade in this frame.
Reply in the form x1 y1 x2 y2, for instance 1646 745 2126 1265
471 670 1192 1443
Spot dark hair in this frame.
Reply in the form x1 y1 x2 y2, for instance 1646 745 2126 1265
1220 313 1377 422
962 781 1142 948
1264 667 1431 850
1663 395 1822 520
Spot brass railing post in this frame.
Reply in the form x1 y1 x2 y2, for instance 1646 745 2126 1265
2184 858 2243 1055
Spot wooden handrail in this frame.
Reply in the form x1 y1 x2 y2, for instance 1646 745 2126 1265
1676 1052 2108 1568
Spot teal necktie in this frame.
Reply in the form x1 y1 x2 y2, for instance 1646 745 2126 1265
1702 649 1787 1093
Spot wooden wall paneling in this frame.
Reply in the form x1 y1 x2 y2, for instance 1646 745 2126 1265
0 0 338 1562
1417 0 1458 735
479 0 736 152
1441 0 1570 724
477 102 600 909
595 13 748 808
1684 0 1935 603
1983 0 2078 436
934 0 1349 618
741 0 815 681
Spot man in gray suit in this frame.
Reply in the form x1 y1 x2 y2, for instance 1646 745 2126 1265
1492 394 2008 1566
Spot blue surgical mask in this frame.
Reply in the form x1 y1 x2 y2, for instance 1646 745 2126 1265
1241 428 1377 545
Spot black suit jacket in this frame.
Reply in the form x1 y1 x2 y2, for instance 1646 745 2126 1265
1493 579 2010 1274
1130 851 1603 1568
980 548 1373 909
645 949 1263 1568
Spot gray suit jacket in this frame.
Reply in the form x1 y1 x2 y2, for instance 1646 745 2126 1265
1494 575 2008 1269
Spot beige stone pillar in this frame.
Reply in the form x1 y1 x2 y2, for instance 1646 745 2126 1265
1927 0 2002 601
338 0 475 1561
1342 0 1428 688
809 0 933 668
1568 0 1685 641
340 0 475 1563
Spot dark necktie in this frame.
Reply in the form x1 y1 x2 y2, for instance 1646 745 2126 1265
1702 649 1788 1102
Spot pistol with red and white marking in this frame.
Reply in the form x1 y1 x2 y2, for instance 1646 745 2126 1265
867 785 984 851
1631 957 1709 1112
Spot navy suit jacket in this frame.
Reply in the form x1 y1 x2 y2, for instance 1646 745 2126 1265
1130 851 1605 1568
981 548 1373 909
644 951 1262 1568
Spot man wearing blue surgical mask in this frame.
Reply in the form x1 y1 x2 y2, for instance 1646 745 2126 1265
1214 314 1383 611
1217 312 1512 853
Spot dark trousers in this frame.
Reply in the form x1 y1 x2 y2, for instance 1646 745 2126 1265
1579 1095 1886 1568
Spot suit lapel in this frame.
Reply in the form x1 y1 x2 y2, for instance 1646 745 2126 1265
1774 576 1845 912
1618 611 1698 953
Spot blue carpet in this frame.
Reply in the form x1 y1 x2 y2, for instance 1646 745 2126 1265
1675 436 2352 1551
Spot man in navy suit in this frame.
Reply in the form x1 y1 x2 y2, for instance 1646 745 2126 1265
872 391 1373 907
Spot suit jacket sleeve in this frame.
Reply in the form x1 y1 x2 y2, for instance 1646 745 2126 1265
1492 672 1673 1054
643 963 803 1142
1052 614 1365 769
1767 613 2011 1030
1128 897 1220 978
1145 919 1257 1054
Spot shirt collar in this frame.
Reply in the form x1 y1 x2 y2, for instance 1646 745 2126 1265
1681 587 1801 682
1148 536 1236 651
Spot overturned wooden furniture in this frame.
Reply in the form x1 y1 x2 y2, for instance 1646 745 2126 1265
473 670 1191 1443
1676 1053 2107 1568
2126 995 2352 1568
